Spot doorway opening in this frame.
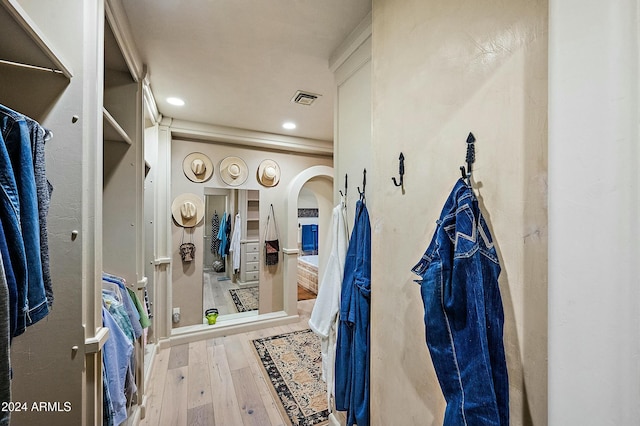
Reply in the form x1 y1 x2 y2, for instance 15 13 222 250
297 185 320 301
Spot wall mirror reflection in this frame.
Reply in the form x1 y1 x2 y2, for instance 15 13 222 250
202 188 260 322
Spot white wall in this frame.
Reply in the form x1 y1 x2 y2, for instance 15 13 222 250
548 0 640 423
369 1 548 424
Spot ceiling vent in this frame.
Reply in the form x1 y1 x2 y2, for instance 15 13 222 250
291 90 321 106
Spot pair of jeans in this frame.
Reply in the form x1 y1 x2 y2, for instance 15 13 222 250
0 106 48 335
335 200 371 426
412 179 508 426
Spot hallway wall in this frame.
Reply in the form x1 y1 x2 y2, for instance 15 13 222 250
370 1 548 424
548 0 640 423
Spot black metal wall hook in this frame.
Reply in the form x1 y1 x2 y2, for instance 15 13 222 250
392 152 405 187
460 132 476 185
357 169 366 201
339 173 348 198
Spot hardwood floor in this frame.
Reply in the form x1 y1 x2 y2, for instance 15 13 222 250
202 270 242 316
139 299 316 426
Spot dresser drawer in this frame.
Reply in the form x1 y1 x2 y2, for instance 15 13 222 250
244 271 259 282
245 242 259 253
246 252 259 263
245 261 259 272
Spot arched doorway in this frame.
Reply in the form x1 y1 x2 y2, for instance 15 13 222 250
283 166 333 315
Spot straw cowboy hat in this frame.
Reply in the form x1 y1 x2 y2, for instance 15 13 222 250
257 159 281 187
183 152 213 183
219 156 249 186
171 193 205 227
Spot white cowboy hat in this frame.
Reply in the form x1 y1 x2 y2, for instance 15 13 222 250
183 152 213 183
171 193 205 227
219 156 249 186
257 159 281 187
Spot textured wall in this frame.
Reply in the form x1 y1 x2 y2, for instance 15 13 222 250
370 1 548 424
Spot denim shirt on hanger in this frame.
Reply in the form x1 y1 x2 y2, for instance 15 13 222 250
0 106 50 336
412 178 508 426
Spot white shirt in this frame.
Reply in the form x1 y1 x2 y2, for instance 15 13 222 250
229 213 242 271
308 202 348 411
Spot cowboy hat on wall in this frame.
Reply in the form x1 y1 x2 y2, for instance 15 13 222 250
183 152 214 183
257 159 281 187
171 193 205 227
219 156 249 186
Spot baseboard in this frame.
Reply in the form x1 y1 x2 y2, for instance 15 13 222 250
158 311 301 347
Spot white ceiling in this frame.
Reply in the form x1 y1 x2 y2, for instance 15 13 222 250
120 0 372 142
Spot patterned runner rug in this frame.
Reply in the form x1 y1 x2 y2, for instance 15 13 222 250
229 287 259 312
252 329 329 426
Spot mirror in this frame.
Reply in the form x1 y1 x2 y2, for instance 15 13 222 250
202 188 260 322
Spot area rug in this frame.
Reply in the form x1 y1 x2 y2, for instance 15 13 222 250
252 329 329 426
229 287 259 312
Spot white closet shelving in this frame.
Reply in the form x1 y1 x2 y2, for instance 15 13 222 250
238 189 260 286
0 0 105 425
1 0 150 423
0 0 72 119
102 1 148 422
0 0 72 77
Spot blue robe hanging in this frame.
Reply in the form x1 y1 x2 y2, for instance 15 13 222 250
335 200 371 426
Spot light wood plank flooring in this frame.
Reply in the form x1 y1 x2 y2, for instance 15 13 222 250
203 271 243 316
139 299 316 426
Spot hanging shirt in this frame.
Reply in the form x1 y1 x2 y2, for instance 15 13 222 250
309 202 348 411
211 212 220 254
217 213 228 258
102 306 133 426
229 213 242 272
224 213 232 256
335 200 371 426
0 105 48 334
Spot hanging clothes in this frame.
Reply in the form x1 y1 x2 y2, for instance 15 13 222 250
102 306 134 426
210 211 220 255
224 213 232 256
102 273 143 340
411 179 508 426
0 217 17 340
335 199 371 426
0 251 11 426
309 201 348 412
229 213 242 272
0 105 49 335
217 213 228 258
25 117 53 309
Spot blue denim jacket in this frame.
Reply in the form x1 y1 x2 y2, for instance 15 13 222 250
335 200 371 426
0 105 49 335
412 179 508 426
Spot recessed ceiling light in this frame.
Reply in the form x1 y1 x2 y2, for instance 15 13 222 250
167 97 185 106
282 122 296 130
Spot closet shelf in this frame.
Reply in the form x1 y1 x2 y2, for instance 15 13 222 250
136 276 148 290
0 0 73 79
85 327 110 354
103 107 132 145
